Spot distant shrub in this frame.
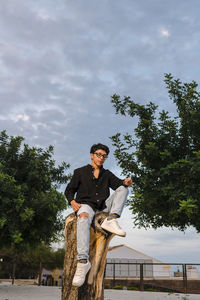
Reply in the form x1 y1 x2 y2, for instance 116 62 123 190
127 286 138 291
113 285 123 290
104 284 110 289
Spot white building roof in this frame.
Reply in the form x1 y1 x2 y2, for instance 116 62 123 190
107 244 163 263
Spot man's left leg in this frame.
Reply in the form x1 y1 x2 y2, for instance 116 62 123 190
101 186 129 236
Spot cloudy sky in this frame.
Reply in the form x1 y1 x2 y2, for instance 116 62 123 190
1 0 200 263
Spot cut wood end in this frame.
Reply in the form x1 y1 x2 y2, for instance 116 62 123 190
92 212 110 236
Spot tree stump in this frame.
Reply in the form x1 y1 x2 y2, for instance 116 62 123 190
62 212 114 300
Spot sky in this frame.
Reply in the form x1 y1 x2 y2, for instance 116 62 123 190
1 0 200 263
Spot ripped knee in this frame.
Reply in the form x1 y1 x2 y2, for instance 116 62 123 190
78 212 89 218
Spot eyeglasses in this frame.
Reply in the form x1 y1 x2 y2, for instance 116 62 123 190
94 152 108 160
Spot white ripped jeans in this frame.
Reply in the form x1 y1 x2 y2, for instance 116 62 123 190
76 185 129 260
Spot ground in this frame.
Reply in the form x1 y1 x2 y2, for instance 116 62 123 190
0 284 200 300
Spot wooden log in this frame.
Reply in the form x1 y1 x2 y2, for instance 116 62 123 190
62 212 114 300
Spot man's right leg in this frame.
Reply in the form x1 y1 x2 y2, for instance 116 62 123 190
72 204 95 287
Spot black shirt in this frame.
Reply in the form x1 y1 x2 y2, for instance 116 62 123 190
65 164 125 211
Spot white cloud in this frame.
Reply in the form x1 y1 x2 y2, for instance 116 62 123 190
159 28 170 37
37 9 54 21
9 113 30 122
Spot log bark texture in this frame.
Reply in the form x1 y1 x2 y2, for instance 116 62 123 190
62 212 114 300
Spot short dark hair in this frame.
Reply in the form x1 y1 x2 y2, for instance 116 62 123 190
90 143 110 155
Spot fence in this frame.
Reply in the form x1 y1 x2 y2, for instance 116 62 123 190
105 262 200 294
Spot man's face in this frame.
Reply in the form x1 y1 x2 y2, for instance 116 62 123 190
90 149 107 167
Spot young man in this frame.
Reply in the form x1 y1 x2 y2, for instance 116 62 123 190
65 143 132 287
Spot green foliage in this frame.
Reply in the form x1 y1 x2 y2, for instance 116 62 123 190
113 285 123 290
0 244 65 279
0 131 70 249
110 74 200 232
21 244 65 272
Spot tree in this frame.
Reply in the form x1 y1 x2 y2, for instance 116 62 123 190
0 131 70 281
0 162 25 245
62 212 114 300
110 74 200 232
0 244 65 281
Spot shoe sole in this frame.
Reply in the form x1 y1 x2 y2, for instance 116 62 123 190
101 225 126 237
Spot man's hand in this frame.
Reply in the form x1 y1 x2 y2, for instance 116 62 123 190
123 178 132 187
70 200 82 212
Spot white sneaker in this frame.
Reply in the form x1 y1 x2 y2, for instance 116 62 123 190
72 260 91 287
101 218 126 237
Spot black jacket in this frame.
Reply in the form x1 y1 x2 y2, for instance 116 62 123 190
65 164 124 211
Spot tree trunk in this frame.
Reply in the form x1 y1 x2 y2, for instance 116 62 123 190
11 258 16 285
62 212 114 300
38 260 42 286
